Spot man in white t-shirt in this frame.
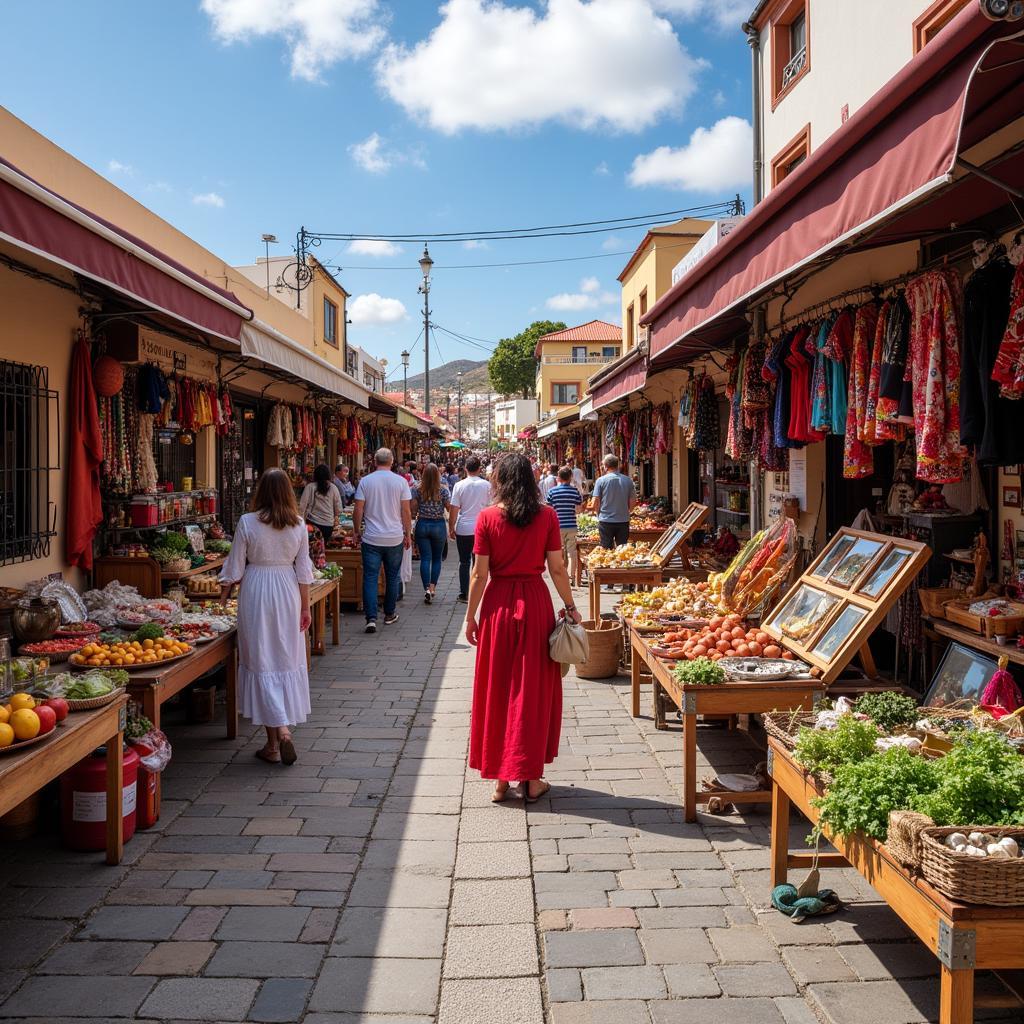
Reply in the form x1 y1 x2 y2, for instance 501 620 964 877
448 455 492 602
569 457 586 495
539 464 558 502
353 448 412 633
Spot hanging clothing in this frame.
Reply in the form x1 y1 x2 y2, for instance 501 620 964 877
764 333 797 449
960 251 1024 465
905 269 964 483
877 294 911 429
823 310 854 436
992 260 1024 397
785 327 824 444
843 303 879 479
66 332 104 571
809 318 833 434
691 374 720 451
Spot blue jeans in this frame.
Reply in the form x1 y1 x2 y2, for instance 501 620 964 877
415 519 446 589
361 542 403 621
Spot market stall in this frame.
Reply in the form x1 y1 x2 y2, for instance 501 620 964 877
308 578 341 661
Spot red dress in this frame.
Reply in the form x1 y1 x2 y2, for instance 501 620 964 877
469 505 563 781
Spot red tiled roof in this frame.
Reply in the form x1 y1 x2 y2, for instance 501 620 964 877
534 319 621 357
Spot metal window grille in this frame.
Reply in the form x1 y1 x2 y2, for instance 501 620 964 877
0 360 59 565
153 428 197 489
782 44 806 89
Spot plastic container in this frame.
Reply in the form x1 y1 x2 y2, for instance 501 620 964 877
60 746 139 851
130 498 158 527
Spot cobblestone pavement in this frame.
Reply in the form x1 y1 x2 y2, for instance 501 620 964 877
0 575 1017 1023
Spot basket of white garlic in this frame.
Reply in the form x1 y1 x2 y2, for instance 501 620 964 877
918 825 1024 905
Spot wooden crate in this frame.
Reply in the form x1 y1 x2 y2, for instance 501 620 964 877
943 600 1024 638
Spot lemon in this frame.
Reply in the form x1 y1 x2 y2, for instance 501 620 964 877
0 723 12 747
10 693 35 711
10 708 40 741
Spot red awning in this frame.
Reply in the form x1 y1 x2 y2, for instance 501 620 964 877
592 356 647 409
642 9 1024 365
0 157 251 341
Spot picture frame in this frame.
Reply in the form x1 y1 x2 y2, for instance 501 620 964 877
1003 485 1021 508
924 642 999 707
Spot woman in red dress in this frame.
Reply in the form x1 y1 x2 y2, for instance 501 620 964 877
465 453 582 803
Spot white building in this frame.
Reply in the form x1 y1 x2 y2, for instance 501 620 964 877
346 345 386 394
747 0 972 200
494 399 539 441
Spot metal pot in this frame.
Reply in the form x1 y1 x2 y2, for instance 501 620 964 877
11 597 61 643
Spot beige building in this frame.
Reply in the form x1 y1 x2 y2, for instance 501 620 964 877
534 320 621 418
494 399 539 440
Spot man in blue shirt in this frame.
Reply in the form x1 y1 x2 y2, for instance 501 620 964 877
591 453 637 549
547 466 584 586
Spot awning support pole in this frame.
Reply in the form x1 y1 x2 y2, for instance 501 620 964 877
955 158 1024 201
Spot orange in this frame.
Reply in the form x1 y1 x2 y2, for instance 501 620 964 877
9 693 35 711
0 723 12 747
10 708 40 741
0 705 9 725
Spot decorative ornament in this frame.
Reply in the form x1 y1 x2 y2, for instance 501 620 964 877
93 355 125 397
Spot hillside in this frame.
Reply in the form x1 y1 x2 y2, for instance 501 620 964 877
405 358 491 393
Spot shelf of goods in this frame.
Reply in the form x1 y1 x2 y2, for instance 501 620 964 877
626 526 931 822
90 554 225 599
769 739 1024 1024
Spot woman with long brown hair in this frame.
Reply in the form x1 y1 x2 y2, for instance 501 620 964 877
410 462 451 604
219 468 314 765
466 452 581 803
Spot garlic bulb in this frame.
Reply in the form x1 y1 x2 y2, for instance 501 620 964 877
987 843 1012 859
963 845 987 858
945 833 969 850
968 832 988 847
997 837 1020 858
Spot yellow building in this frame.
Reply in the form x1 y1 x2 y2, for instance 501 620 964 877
534 320 621 418
618 217 712 350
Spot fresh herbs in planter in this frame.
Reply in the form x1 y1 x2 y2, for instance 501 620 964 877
794 716 880 776
673 657 726 687
855 692 919 733
813 748 938 842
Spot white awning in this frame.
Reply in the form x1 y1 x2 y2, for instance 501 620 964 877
537 419 559 438
240 320 369 407
578 396 597 421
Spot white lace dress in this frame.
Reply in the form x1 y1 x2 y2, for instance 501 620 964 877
219 513 314 727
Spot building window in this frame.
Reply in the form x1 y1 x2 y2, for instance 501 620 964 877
771 123 812 188
602 346 620 359
1 360 58 565
913 0 969 52
346 350 357 376
639 289 648 318
626 303 635 349
571 346 587 363
323 298 338 347
552 382 579 406
771 0 809 107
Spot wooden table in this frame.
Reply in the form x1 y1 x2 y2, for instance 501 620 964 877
768 738 1024 1024
309 579 341 657
324 548 384 610
0 694 128 865
630 625 823 822
575 537 598 588
588 566 667 621
923 615 1024 666
124 630 237 738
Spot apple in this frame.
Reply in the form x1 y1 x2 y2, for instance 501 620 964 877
34 705 57 736
44 697 69 723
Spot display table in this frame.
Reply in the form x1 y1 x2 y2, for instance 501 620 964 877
0 694 128 865
629 625 823 821
768 738 1024 1024
324 548 384 610
923 615 1024 667
124 630 237 737
309 578 341 660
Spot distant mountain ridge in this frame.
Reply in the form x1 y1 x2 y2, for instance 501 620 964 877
404 358 491 393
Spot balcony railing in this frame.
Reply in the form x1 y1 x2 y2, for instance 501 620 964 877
781 45 806 89
541 355 615 365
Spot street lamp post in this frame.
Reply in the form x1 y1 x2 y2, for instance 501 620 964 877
456 371 463 439
418 246 433 417
400 349 410 405
260 234 277 295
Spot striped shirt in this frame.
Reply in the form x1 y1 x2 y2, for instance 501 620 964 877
547 484 583 530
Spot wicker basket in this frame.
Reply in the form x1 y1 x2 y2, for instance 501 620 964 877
918 587 960 618
761 711 818 751
163 557 192 574
576 619 623 680
886 810 934 868
65 686 126 712
920 825 1024 905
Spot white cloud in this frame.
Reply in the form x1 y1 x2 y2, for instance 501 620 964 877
546 277 617 311
347 239 403 257
146 181 174 193
201 0 386 82
628 115 751 192
348 132 426 173
192 191 226 208
376 0 702 134
107 159 134 176
594 161 610 176
348 292 408 325
601 235 626 251
462 239 488 250
651 0 748 31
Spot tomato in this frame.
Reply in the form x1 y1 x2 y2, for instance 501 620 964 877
34 705 56 735
43 697 69 722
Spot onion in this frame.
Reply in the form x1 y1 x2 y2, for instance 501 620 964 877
764 645 781 658
945 832 968 850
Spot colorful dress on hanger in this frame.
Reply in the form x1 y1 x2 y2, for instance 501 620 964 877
992 259 1024 398
877 294 912 430
809 319 832 434
785 327 824 444
843 303 879 478
904 269 964 483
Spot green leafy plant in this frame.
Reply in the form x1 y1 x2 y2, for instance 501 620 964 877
855 692 920 733
204 539 232 554
794 716 880 776
673 657 725 687
813 747 938 842
157 532 191 554
488 320 566 398
125 713 154 740
133 623 164 642
911 730 1024 827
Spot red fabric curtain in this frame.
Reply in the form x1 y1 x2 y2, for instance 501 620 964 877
65 332 104 571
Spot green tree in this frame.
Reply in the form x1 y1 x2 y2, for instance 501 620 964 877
488 320 566 399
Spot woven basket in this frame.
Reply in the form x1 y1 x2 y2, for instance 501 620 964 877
164 558 192 573
919 825 1024 905
65 686 126 712
761 711 818 751
576 619 623 680
887 811 934 868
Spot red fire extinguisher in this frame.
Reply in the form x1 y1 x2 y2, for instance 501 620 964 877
60 746 139 851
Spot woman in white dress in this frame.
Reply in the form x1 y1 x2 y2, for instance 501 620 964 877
219 468 313 765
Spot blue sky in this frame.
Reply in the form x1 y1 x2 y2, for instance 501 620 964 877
0 0 753 386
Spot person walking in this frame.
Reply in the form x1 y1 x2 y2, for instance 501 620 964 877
332 464 355 506
569 457 587 495
444 464 460 491
465 453 581 803
539 463 557 501
299 463 342 544
547 466 584 586
219 468 313 766
353 448 412 633
449 455 491 603
411 463 451 604
592 453 637 549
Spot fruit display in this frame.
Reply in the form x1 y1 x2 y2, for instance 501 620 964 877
649 614 790 662
10 657 49 683
17 637 88 657
166 622 217 643
53 621 101 638
707 517 798 616
630 516 668 531
69 636 192 668
0 693 63 751
183 599 237 620
586 543 653 569
577 513 598 538
620 577 717 620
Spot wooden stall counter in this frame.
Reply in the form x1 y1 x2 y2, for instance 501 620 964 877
0 694 128 865
768 738 1024 1024
324 548 384 610
308 578 341 663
